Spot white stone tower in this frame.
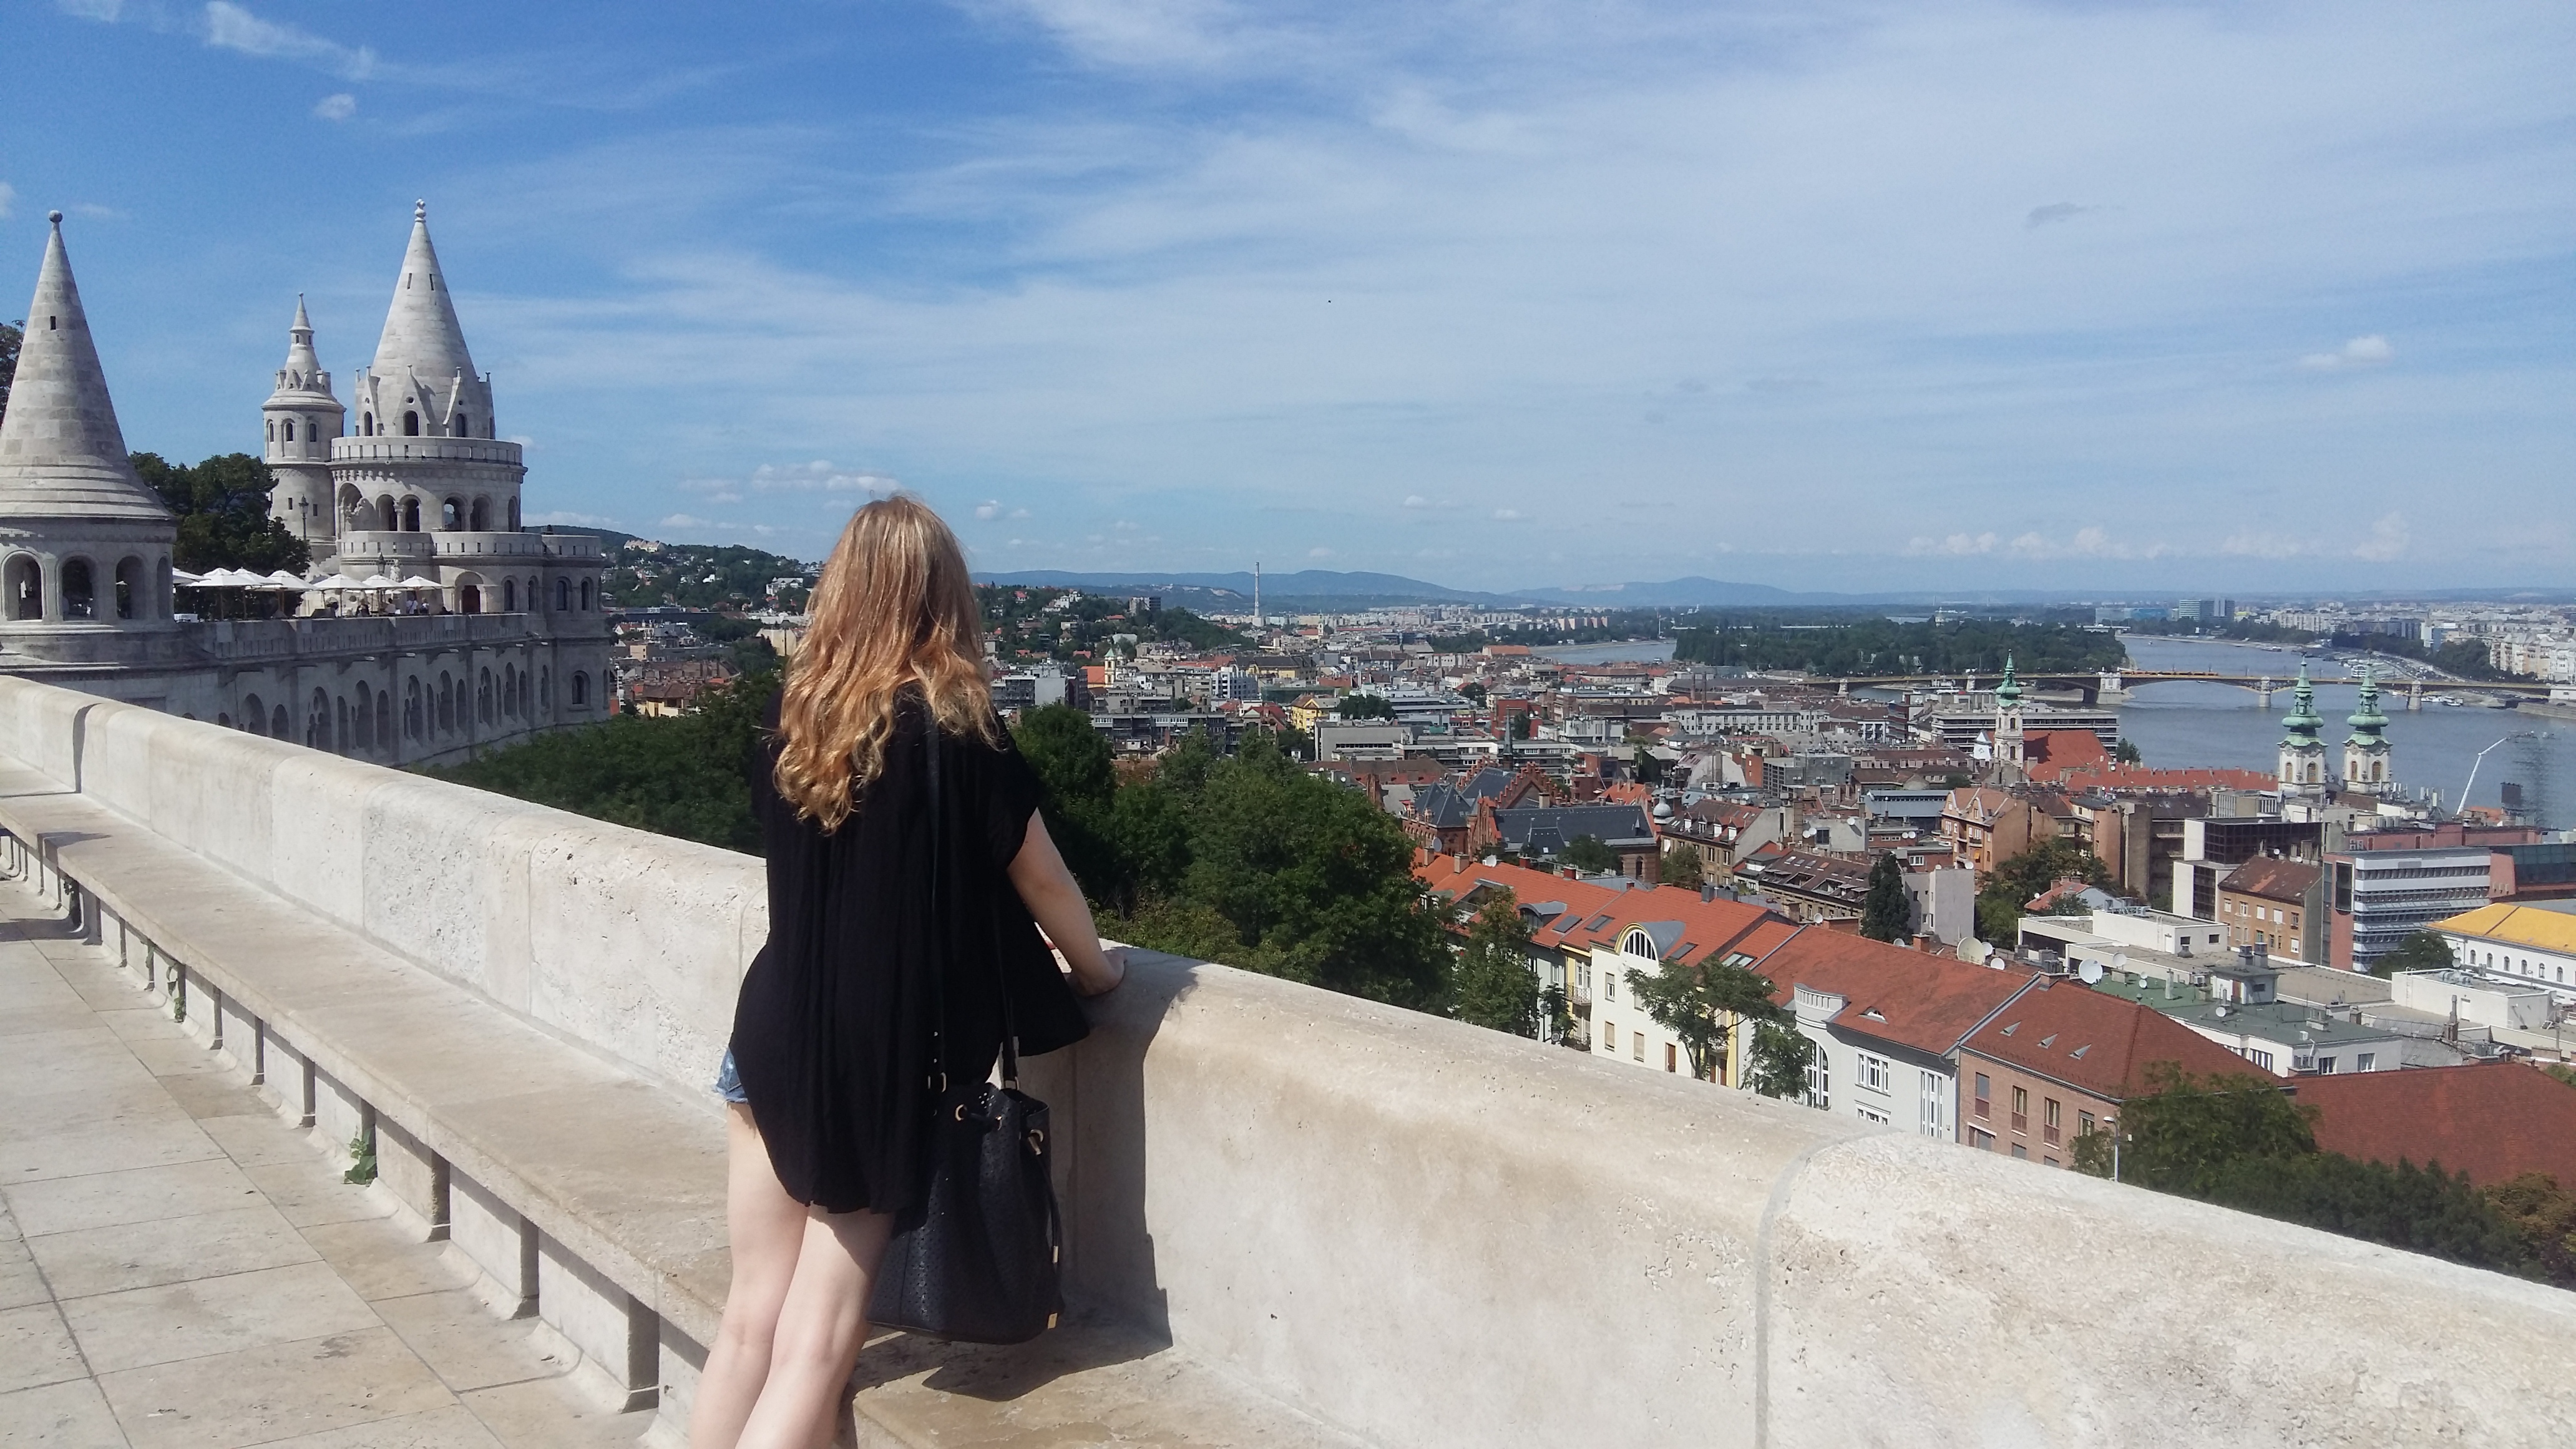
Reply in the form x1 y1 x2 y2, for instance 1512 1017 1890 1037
263 296 345 554
2277 662 2328 798
1993 655 2026 770
2341 665 2392 798
0 213 178 641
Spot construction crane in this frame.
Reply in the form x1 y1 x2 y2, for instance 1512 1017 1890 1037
2460 731 2538 816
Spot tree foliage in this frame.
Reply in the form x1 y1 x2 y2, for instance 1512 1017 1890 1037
1659 843 1705 893
2373 929 2454 978
425 672 779 852
1976 837 2112 944
1625 956 1790 1082
1335 693 1396 720
1559 834 1618 874
2078 1062 2570 1287
1453 896 1539 1037
1747 1020 1815 1100
1860 853 1911 942
1671 617 2123 676
130 452 311 573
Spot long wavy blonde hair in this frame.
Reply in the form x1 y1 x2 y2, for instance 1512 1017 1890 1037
773 495 996 831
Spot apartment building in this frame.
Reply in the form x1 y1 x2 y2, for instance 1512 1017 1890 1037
1955 977 2256 1166
2217 857 2326 965
1751 931 2040 1138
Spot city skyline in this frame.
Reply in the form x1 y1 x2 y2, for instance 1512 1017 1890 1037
3 0 2570 591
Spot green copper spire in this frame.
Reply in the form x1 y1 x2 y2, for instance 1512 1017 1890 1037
2280 661 2323 747
1994 655 2022 707
2346 665 2389 740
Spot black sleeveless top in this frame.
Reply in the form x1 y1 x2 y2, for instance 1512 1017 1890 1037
728 692 1089 1216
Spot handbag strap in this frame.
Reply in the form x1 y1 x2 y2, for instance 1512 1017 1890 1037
922 696 1022 1097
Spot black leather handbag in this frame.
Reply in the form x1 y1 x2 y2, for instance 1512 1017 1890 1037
866 719 1065 1345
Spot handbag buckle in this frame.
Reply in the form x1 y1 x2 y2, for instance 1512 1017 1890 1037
1024 1127 1046 1154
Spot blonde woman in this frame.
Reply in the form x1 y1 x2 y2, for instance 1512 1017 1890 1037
691 495 1124 1449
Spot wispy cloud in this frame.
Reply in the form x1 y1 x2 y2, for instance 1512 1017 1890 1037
2352 511 2408 561
525 509 620 529
677 461 899 505
202 2 377 78
1904 532 1999 556
313 93 356 122
2299 334 2396 371
2024 202 2100 228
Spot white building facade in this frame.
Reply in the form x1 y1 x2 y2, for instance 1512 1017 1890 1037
0 207 611 764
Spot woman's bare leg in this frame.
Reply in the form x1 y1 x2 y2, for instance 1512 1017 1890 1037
688 1105 808 1449
733 1206 896 1449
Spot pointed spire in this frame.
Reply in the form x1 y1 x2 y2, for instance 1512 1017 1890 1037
2346 664 2389 741
1994 655 2022 706
291 292 313 337
278 295 324 388
369 199 478 401
0 213 175 524
2281 661 2323 747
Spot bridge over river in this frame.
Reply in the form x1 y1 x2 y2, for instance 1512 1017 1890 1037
1822 668 2550 708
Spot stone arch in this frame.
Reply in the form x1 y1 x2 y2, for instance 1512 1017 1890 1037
470 497 489 531
455 573 484 615
355 690 374 751
243 693 266 737
555 577 570 612
570 671 590 708
539 667 551 711
437 673 456 734
375 495 397 531
266 420 276 442
115 556 144 621
478 668 495 724
503 578 517 612
404 410 421 436
442 497 464 531
308 687 330 749
580 578 595 611
402 497 423 532
338 483 367 532
454 412 469 437
405 677 424 741
60 558 95 620
272 703 290 738
218 712 233 729
377 687 393 750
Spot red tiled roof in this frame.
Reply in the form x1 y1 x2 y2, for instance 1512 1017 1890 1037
2219 857 2323 904
1959 978 2252 1099
2048 765 2276 793
1754 930 2037 1056
2295 1063 2576 1188
2022 729 2109 780
1413 852 1780 966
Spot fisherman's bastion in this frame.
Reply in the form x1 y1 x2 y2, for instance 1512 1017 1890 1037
0 203 612 764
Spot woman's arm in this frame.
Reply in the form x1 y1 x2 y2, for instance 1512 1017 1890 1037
1007 812 1126 997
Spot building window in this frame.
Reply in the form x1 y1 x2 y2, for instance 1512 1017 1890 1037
2044 1097 2062 1146
1856 1106 1890 1126
555 577 570 611
60 557 94 620
2356 1053 2375 1071
2011 1143 2027 1160
2077 1110 2095 1139
404 411 421 436
1600 1020 1614 1051
2316 1056 2336 1074
114 556 142 620
1664 1043 1677 1073
2010 1086 2028 1134
1805 1051 1830 1111
2247 1049 2275 1072
1856 1053 1890 1093
1632 1033 1644 1062
1972 1072 1991 1120
1969 1128 1994 1150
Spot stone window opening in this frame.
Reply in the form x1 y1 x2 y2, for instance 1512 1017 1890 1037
114 556 143 620
363 412 374 436
405 678 424 741
243 695 266 736
284 419 297 442
503 578 517 612
571 671 589 708
355 691 374 751
555 578 570 612
539 667 551 710
402 497 422 532
455 414 469 437
580 578 594 610
479 668 495 724
404 411 421 436
61 558 95 620
437 673 456 734
266 421 276 442
459 582 482 615
4 556 38 621
375 688 392 750
271 703 289 738
470 497 489 531
442 498 464 531
376 495 397 531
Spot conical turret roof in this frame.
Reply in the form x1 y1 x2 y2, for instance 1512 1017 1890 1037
268 294 338 404
2346 665 2389 740
0 214 174 524
370 201 478 389
1994 655 2022 706
2280 661 2324 748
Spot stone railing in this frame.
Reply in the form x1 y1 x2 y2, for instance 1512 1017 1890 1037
0 675 2568 1447
193 612 542 663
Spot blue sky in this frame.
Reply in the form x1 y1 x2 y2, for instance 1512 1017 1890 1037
3 0 2570 593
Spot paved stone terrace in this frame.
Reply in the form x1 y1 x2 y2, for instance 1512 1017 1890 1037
0 889 654 1448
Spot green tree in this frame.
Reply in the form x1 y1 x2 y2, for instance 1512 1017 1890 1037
1976 837 2112 944
1659 843 1705 892
0 319 19 428
2081 1063 2318 1197
1860 853 1911 942
130 452 311 573
2207 1153 2533 1276
1625 956 1790 1082
2112 738 2143 764
1336 693 1395 720
2486 1172 2576 1288
1453 897 1538 1037
426 672 779 852
1631 744 1665 786
2373 929 2454 978
1560 834 1618 875
1460 681 1487 708
1013 705 1125 902
1746 1020 1815 1100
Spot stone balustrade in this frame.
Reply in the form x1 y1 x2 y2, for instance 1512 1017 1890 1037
0 673 2568 1448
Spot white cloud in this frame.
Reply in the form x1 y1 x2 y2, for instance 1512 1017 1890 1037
2024 202 2102 228
1996 526 2172 560
974 500 1005 520
1493 508 1524 521
1307 546 1334 558
201 2 377 79
525 510 620 529
680 461 898 500
2353 511 2409 561
1401 495 1430 509
2299 334 2396 370
313 93 356 121
1904 532 1999 556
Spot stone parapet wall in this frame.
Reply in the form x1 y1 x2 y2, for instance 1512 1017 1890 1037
0 674 2570 1447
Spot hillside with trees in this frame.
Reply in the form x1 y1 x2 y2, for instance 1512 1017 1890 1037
1671 615 2124 676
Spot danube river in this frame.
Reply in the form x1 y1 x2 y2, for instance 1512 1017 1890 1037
1534 636 2573 828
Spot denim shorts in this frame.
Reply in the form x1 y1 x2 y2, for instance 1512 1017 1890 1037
712 1048 749 1105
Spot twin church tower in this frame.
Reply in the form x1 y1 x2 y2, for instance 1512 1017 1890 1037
0 204 612 761
1990 655 2394 802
